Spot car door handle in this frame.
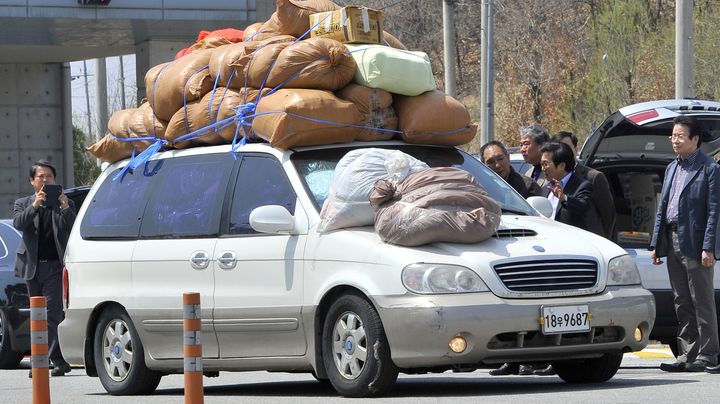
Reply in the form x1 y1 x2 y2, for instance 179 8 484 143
217 251 237 270
190 251 210 270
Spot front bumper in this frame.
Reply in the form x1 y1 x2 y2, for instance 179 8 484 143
373 286 655 368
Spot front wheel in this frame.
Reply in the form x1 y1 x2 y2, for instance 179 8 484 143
94 307 162 395
553 352 623 384
321 293 398 397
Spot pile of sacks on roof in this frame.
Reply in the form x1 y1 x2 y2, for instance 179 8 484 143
88 0 477 163
319 148 501 246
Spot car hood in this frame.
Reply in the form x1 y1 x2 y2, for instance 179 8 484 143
581 99 720 164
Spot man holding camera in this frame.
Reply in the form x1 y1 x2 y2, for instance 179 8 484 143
12 160 76 377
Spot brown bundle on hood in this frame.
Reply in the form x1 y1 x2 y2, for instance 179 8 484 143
266 37 356 91
252 88 363 149
393 90 476 146
140 102 168 139
145 49 215 121
87 134 137 164
382 31 407 50
243 22 264 41
209 36 296 90
370 167 501 246
336 84 397 141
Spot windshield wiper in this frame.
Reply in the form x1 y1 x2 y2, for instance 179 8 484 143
501 207 528 215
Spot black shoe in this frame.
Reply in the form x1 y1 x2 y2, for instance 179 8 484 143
685 360 711 372
489 363 519 376
660 361 686 372
705 363 720 374
518 364 534 375
50 364 71 377
28 369 32 379
533 364 557 376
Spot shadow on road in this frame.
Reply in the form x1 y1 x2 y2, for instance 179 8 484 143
136 374 698 398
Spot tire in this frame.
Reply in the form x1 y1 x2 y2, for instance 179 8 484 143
0 310 24 369
321 293 398 398
553 352 623 384
93 307 162 395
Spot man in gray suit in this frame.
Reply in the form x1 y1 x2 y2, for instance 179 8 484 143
13 160 76 377
519 124 550 188
552 131 616 240
650 116 720 373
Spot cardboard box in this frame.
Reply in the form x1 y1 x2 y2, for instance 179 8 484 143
628 174 657 235
310 6 384 45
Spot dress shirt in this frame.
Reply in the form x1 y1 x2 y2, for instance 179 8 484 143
666 148 701 224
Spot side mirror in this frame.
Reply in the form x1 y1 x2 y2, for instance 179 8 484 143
526 196 554 218
249 205 296 234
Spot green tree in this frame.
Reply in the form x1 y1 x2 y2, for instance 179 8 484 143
73 126 100 185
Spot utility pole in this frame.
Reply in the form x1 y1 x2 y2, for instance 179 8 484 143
480 0 495 143
119 55 126 109
95 57 108 143
82 60 92 138
675 0 694 99
442 0 457 98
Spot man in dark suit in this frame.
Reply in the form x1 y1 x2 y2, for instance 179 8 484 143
650 116 720 373
519 124 550 189
552 131 616 239
480 140 542 198
540 142 595 230
13 160 76 377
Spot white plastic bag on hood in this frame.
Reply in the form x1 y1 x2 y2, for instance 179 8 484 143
318 148 428 232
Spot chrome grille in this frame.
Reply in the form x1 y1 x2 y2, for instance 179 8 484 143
494 259 598 292
493 229 537 238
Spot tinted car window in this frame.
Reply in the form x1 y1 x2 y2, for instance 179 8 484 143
292 145 535 216
140 154 234 238
228 155 297 235
0 222 20 269
80 163 160 239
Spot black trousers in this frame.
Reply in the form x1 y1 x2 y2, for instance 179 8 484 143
26 260 68 367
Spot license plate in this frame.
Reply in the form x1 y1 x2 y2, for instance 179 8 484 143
541 305 590 334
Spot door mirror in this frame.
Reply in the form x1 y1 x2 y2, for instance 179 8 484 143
249 205 296 234
527 196 554 218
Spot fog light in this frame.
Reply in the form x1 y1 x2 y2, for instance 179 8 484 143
449 335 467 353
634 327 643 342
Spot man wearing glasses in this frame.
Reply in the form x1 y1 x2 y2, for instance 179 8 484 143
651 115 720 373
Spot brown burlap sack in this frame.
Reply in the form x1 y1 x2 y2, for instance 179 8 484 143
244 42 292 89
393 90 476 146
243 22 264 41
210 37 296 90
140 102 168 139
275 0 340 38
107 109 135 138
165 88 265 148
265 37 356 91
336 84 397 141
383 31 407 50
370 167 502 247
186 37 233 54
146 49 214 121
87 135 137 164
252 88 363 149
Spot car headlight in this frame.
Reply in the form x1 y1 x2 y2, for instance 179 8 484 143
402 264 490 294
607 255 641 286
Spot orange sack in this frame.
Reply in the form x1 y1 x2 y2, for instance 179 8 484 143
145 49 214 121
243 22 264 41
209 36 296 90
252 88 363 149
261 0 339 39
336 84 397 141
393 90 476 146
266 37 356 91
165 87 266 149
245 41 292 89
140 102 168 139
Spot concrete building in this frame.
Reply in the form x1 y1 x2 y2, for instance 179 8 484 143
0 0 274 214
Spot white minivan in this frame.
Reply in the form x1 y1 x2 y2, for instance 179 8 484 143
59 141 655 397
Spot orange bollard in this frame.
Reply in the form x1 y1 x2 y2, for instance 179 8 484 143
183 292 204 404
30 296 50 404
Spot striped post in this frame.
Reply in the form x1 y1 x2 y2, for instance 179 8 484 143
30 296 50 404
183 292 204 404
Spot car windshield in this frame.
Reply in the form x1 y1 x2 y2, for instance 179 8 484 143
291 145 536 216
